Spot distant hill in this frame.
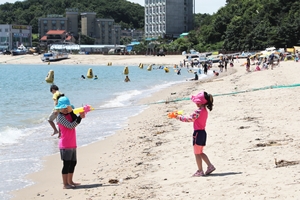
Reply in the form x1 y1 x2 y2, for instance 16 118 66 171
191 0 300 51
0 0 144 33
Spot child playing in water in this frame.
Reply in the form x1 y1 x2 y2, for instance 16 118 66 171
176 91 216 176
55 96 85 189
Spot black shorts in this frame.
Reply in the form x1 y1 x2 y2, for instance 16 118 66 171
193 130 207 146
60 148 77 161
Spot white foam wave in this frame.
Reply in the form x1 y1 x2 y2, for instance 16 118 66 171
0 127 25 145
101 89 142 108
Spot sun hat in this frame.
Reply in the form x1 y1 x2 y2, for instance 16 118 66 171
191 92 207 105
55 96 74 109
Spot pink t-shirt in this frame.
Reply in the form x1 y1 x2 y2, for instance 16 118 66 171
58 114 77 149
179 107 208 130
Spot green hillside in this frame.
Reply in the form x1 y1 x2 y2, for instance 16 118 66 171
0 0 144 33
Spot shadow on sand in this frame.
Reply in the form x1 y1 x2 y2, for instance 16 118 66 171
207 172 242 177
75 183 120 189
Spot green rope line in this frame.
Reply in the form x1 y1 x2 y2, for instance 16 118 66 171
151 83 300 104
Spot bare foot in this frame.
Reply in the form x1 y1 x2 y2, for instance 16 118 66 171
57 134 61 139
51 131 59 136
63 184 75 189
70 182 81 186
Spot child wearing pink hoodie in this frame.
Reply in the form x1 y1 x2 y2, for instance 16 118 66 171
55 96 85 189
177 91 215 177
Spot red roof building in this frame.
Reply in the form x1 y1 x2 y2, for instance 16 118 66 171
40 30 75 45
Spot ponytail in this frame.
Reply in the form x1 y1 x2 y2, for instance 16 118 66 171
204 92 213 111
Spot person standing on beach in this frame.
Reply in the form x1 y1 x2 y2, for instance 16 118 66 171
269 53 275 70
48 84 64 137
246 55 251 72
176 91 215 177
55 96 85 189
203 62 208 75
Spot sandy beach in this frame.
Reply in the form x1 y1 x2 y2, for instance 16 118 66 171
9 54 300 199
0 54 186 66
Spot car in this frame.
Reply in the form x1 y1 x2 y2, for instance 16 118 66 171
157 50 165 56
2 50 11 55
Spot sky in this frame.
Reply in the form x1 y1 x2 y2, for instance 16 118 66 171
129 0 226 14
0 0 226 14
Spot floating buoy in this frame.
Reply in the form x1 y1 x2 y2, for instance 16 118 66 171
123 66 129 75
45 70 54 83
139 63 143 69
147 64 152 71
87 68 93 78
164 67 169 73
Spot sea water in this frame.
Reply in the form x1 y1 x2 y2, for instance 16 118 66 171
0 62 212 199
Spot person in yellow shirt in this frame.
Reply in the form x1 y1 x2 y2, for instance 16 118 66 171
48 85 64 137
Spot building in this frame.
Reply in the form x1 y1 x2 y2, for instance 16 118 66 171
81 12 121 45
144 0 194 39
38 8 79 38
38 9 121 45
121 29 144 41
0 24 32 50
40 30 75 46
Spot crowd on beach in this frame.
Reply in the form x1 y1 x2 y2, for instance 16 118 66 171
244 50 300 72
178 55 236 80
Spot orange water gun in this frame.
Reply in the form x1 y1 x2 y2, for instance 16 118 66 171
167 110 183 118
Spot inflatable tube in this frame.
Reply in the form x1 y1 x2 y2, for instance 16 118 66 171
164 67 169 73
87 68 93 79
45 70 54 83
147 64 152 71
123 66 129 75
73 105 94 114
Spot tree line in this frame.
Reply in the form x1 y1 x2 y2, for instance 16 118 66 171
0 0 144 33
1 0 299 52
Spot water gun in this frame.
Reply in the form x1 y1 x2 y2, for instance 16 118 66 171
73 105 94 114
168 110 183 118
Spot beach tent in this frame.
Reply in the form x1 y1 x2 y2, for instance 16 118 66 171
286 48 295 54
259 54 269 58
294 46 300 53
284 54 294 61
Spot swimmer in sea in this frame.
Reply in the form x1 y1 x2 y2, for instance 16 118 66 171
124 75 130 82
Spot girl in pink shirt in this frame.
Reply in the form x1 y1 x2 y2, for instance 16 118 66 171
177 91 215 177
55 96 85 189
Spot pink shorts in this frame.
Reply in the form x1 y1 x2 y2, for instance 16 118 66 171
194 144 204 154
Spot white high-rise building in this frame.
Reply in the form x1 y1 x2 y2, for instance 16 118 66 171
144 0 194 39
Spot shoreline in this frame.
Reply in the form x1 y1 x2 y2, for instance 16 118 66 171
11 56 300 199
0 54 188 66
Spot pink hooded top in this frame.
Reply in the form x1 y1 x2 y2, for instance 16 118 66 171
178 92 208 130
57 113 80 149
179 107 208 130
